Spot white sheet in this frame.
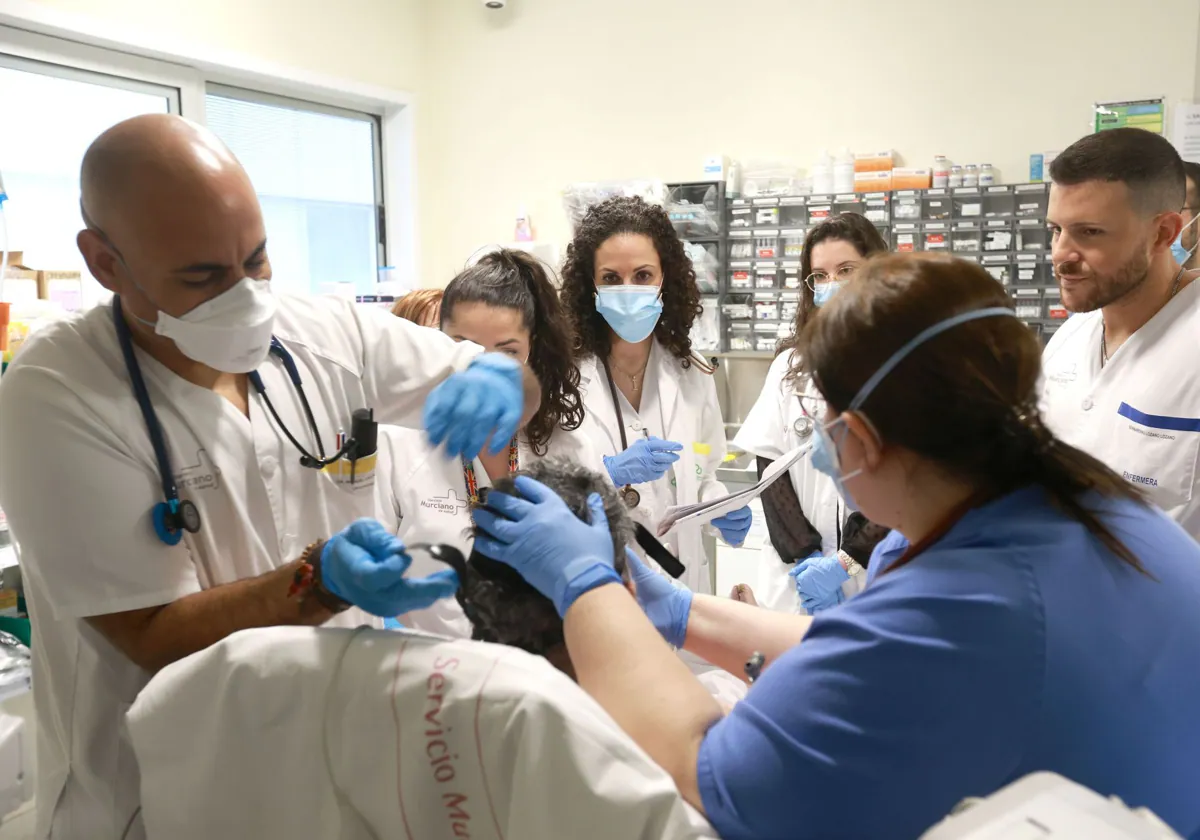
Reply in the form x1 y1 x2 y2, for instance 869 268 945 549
127 626 718 840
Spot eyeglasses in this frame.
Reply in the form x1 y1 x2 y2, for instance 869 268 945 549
804 264 858 292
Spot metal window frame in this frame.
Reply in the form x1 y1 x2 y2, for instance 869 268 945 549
0 51 181 111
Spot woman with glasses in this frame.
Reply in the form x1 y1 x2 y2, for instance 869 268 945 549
560 196 751 596
732 213 890 613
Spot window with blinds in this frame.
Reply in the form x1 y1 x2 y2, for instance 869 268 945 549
205 87 383 298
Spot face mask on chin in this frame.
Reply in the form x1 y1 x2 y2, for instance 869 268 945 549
1170 213 1200 265
126 276 278 373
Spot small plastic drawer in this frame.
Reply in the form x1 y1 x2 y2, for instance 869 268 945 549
807 197 834 226
728 233 755 261
893 223 920 253
1017 219 1050 252
1013 255 1054 287
755 263 780 289
780 293 800 323
722 294 754 321
754 205 781 226
983 220 1015 252
728 201 755 230
921 189 953 221
952 221 982 252
862 192 891 224
1041 322 1062 346
954 188 984 219
893 190 921 221
754 231 781 260
754 323 781 353
1043 290 1069 321
981 255 1014 286
982 185 1016 218
729 262 754 290
834 194 865 216
728 322 755 352
755 298 780 321
781 262 803 290
1012 288 1043 320
781 229 807 259
1014 183 1050 218
779 197 807 227
922 222 951 251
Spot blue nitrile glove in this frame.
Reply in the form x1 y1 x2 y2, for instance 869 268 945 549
603 436 683 486
789 551 849 613
472 476 620 617
423 353 524 460
711 505 753 547
625 548 692 649
383 618 404 630
321 519 460 618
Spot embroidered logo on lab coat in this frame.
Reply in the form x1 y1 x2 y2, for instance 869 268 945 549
1046 361 1078 386
421 489 469 516
174 449 221 493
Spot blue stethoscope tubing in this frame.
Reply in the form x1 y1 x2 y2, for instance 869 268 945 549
112 297 343 546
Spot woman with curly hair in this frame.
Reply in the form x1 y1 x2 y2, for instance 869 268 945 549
561 196 750 595
733 213 891 614
381 247 603 637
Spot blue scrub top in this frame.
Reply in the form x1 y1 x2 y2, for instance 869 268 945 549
697 486 1200 840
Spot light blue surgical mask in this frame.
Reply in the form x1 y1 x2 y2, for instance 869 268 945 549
812 283 837 307
596 285 663 343
1171 213 1200 265
810 306 1018 509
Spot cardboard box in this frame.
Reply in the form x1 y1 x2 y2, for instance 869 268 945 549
892 168 933 190
2 253 40 306
39 270 84 311
854 151 895 173
854 170 893 192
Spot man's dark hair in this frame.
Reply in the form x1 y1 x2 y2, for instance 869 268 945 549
460 458 633 656
1049 127 1186 216
1183 161 1200 203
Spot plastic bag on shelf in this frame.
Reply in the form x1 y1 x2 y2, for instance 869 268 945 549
561 180 667 233
691 298 721 352
667 200 719 238
685 242 719 293
741 162 805 198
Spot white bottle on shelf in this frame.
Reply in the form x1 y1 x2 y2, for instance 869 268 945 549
932 155 952 189
978 163 997 187
962 164 980 188
833 147 855 194
811 150 834 195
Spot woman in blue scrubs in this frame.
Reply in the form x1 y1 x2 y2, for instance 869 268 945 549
472 253 1200 840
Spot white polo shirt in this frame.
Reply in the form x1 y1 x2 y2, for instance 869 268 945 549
127 626 719 840
0 293 479 839
1040 279 1200 538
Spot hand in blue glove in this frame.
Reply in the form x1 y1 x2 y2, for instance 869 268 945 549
321 520 460 618
472 476 621 616
789 552 848 613
711 505 753 547
603 436 683 486
424 353 524 460
625 548 692 648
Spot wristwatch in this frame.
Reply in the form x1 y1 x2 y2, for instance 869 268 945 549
299 539 352 614
837 550 865 578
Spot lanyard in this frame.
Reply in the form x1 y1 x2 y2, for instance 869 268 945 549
461 440 519 506
601 358 643 508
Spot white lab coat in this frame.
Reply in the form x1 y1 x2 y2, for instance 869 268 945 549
733 351 868 613
127 626 720 840
578 342 729 595
0 295 480 839
1041 280 1200 539
376 421 606 638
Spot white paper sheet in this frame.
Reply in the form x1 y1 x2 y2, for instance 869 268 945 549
657 441 813 535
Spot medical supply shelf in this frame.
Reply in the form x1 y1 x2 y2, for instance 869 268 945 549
691 181 1058 351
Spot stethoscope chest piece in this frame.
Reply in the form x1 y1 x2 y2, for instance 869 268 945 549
793 416 814 439
152 499 202 546
621 485 641 509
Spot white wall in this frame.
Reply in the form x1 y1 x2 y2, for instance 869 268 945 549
419 0 1200 286
18 0 426 91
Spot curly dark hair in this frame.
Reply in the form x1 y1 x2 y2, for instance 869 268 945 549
560 196 703 365
460 458 634 657
777 213 889 387
441 248 584 455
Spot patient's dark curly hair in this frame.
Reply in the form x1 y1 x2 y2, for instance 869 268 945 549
460 458 633 657
441 248 584 455
560 196 704 366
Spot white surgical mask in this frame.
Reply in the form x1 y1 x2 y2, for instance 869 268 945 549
131 277 278 373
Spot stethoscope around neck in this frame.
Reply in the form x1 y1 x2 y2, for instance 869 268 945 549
112 297 375 546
